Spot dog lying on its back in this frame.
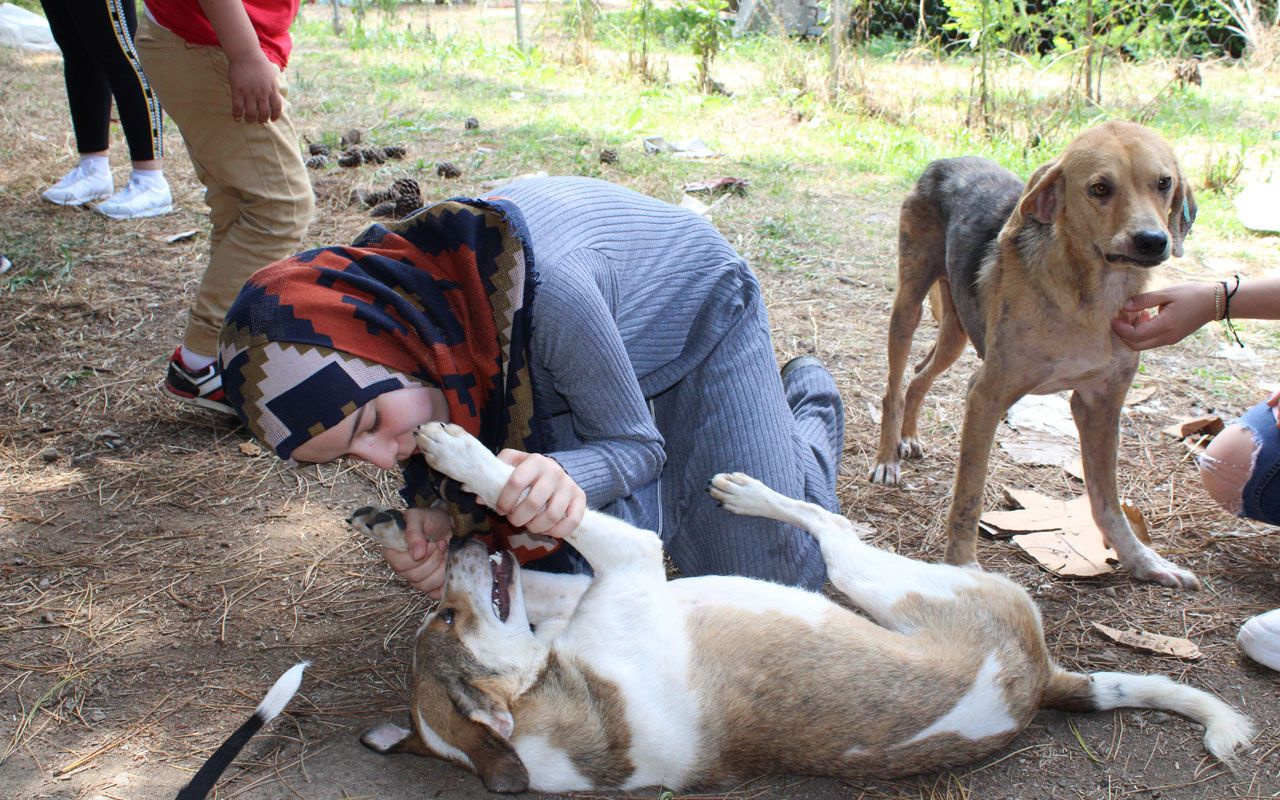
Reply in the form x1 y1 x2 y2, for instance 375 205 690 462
351 422 1251 793
870 121 1200 589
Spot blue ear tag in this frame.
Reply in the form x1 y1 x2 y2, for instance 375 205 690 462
1182 198 1191 224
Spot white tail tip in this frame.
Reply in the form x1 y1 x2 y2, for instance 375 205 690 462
255 661 309 722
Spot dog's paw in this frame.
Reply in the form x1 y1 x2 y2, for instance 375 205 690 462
708 472 777 517
361 722 416 755
868 460 901 486
1128 552 1201 591
347 505 408 552
413 422 507 505
899 437 924 459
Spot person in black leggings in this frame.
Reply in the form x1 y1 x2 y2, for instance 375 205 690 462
39 0 172 219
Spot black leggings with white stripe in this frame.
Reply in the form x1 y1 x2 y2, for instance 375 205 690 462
39 0 163 160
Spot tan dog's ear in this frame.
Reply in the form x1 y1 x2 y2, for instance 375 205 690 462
1000 161 1063 242
1170 166 1197 257
472 727 529 793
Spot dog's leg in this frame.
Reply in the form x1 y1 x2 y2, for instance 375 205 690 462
413 422 665 581
870 281 932 485
1071 385 1200 590
899 287 968 450
871 203 945 486
943 367 1018 566
709 472 980 630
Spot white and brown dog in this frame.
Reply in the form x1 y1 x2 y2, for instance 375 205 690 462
353 422 1252 793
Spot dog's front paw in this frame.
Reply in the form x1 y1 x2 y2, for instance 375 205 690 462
709 472 777 517
1128 551 1201 591
868 460 901 486
348 505 408 551
413 422 508 505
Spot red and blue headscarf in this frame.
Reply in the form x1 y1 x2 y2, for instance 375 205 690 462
219 199 560 562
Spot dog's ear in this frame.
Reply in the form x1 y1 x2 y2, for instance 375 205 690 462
1169 165 1197 258
472 727 530 793
1018 161 1064 225
464 677 516 740
360 722 431 757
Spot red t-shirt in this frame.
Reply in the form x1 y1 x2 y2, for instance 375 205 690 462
144 0 301 69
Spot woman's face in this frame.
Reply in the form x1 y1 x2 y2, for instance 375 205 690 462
289 386 448 468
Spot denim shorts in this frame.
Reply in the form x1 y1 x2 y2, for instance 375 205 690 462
1238 400 1280 526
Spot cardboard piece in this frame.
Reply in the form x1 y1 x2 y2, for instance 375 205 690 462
1092 622 1202 659
980 488 1153 577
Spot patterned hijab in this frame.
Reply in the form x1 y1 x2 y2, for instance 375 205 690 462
219 199 560 563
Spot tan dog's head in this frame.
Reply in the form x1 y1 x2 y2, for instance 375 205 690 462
1005 120 1196 266
361 539 540 793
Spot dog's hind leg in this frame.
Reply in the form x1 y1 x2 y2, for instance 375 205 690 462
899 283 968 454
1070 384 1200 590
871 195 947 487
709 472 981 631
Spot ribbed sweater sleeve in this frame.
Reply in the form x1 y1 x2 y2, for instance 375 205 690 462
532 250 666 508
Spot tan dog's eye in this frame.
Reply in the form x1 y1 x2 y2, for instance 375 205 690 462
1088 182 1111 199
1157 176 1172 192
439 608 455 626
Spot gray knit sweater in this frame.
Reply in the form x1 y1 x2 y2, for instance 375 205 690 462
493 177 761 509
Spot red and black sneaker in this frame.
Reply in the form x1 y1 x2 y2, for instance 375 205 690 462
160 347 235 415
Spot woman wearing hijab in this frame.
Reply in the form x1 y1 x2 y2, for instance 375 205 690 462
220 177 844 598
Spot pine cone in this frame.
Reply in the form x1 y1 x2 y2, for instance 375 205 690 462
308 142 330 156
599 148 618 164
436 162 461 179
304 155 329 169
337 149 363 168
369 201 397 217
363 189 395 207
464 117 480 130
361 147 386 165
340 128 364 147
382 145 407 160
391 177 421 200
394 195 421 218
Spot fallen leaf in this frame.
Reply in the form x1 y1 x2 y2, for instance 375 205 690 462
1162 415 1224 440
238 441 262 457
1125 385 1158 405
160 229 199 244
1092 622 1202 659
682 177 749 196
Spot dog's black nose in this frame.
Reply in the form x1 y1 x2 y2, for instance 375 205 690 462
1132 230 1168 256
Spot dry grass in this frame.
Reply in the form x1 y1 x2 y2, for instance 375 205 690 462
2 5 1279 799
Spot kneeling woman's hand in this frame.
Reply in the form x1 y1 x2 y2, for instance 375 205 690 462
495 451 586 539
383 506 452 598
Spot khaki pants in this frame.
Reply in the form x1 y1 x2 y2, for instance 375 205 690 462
135 16 314 356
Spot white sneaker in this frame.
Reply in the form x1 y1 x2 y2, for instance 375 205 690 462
1238 607 1280 671
42 165 114 206
94 176 173 220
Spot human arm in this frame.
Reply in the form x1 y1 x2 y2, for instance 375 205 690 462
382 506 451 597
531 251 666 509
1112 276 1280 351
1269 388 1280 428
194 0 283 122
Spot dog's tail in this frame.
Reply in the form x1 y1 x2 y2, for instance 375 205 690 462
175 662 309 800
1041 668 1253 764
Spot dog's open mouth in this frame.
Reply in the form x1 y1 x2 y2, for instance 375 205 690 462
489 551 514 622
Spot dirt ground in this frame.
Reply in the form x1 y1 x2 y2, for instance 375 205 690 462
2 21 1280 800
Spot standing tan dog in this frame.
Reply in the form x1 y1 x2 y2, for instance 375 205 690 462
870 121 1199 589
352 422 1249 793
